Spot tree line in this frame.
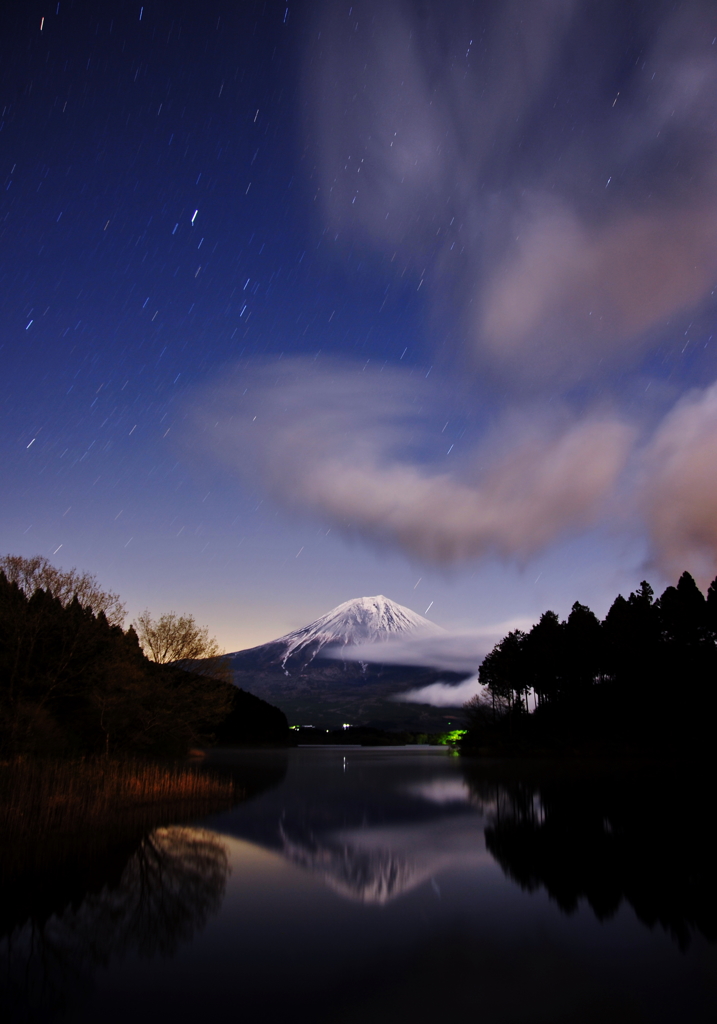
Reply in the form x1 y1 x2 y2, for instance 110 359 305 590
467 571 717 752
0 555 288 756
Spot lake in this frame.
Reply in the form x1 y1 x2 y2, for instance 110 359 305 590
2 748 715 1023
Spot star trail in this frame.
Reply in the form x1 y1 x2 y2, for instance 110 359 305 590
3 1 717 650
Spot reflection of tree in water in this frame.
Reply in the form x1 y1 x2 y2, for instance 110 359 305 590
77 826 228 958
1 826 228 1020
464 769 717 950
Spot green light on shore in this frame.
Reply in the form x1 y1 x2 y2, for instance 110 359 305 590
438 729 467 746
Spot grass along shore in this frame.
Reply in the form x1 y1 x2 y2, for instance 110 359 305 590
0 756 240 852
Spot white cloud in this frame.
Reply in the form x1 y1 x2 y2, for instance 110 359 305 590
188 5 717 591
393 677 485 708
328 620 534 674
193 359 632 566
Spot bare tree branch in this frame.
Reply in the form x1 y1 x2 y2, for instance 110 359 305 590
132 610 228 678
0 554 125 626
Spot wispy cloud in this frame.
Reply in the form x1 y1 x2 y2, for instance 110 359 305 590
193 360 632 565
326 620 534 674
191 2 717 584
306 0 717 383
327 619 532 707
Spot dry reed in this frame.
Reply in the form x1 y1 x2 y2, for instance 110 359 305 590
0 757 239 846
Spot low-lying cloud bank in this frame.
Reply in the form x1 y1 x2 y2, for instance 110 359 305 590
393 678 484 709
326 621 532 675
324 621 531 707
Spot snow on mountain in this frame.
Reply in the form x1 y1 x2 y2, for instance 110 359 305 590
269 595 443 669
226 595 463 727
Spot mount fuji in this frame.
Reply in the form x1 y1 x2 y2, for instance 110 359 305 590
226 596 466 730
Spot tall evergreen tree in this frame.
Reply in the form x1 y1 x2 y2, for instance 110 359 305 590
563 602 603 691
706 576 717 637
524 611 564 706
478 630 528 714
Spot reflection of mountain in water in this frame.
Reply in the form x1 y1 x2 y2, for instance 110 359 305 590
210 755 486 904
279 822 416 904
462 766 717 950
277 813 488 904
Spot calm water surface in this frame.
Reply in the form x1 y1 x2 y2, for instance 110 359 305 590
3 749 715 1023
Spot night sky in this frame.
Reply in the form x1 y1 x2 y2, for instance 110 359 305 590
4 1 717 666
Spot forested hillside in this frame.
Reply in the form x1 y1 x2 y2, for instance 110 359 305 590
0 570 288 755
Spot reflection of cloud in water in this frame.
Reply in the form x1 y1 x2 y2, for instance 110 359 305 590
279 815 488 905
403 779 472 806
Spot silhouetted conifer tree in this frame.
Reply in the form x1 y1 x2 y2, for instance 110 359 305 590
706 576 717 636
478 630 528 715
465 570 717 754
563 602 603 691
524 611 564 706
603 580 661 706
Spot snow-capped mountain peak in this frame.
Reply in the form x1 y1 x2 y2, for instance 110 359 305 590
273 595 442 668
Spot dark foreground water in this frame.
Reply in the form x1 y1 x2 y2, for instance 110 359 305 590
2 749 716 1023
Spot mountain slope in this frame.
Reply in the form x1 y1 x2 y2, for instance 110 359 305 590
263 595 442 671
227 596 464 730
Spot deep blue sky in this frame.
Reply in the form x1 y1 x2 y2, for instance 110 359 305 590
0 0 439 646
3 0 717 654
